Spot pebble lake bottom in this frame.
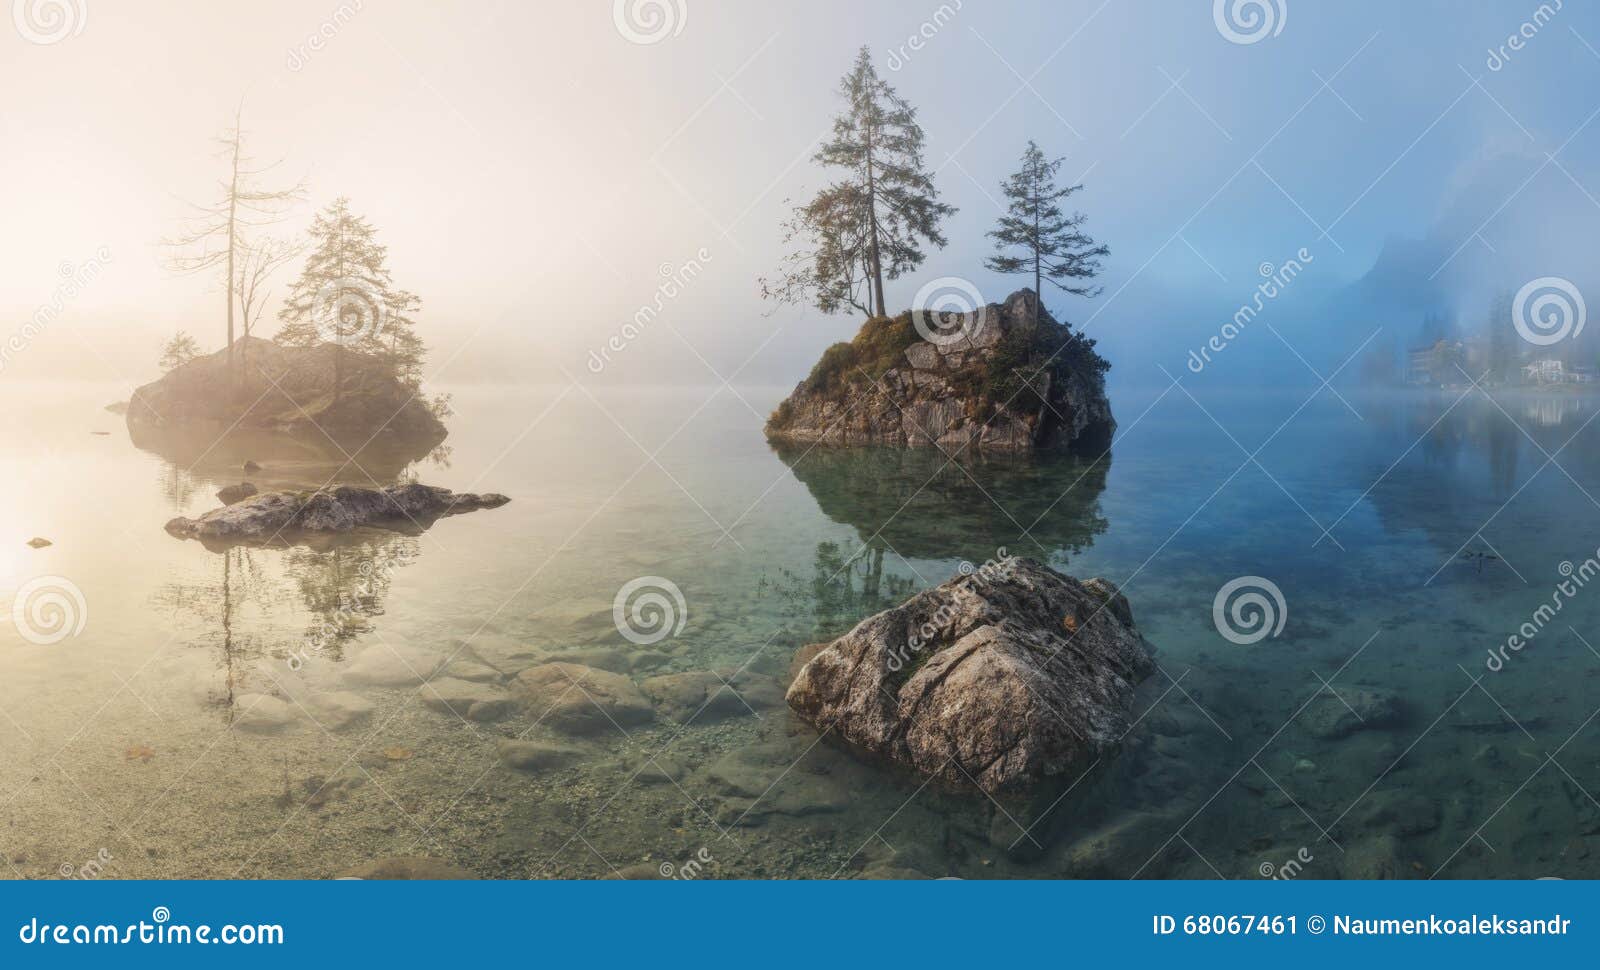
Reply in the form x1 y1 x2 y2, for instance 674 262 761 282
2 379 1600 880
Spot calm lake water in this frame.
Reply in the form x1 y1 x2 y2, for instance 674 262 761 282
2 378 1599 879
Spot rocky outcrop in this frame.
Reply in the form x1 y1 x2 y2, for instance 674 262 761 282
164 483 509 545
127 336 446 444
766 289 1114 453
785 557 1154 796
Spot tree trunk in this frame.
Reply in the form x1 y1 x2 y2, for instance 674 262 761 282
226 145 239 389
864 123 887 318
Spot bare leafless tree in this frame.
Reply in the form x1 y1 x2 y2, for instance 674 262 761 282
164 102 305 386
235 235 303 375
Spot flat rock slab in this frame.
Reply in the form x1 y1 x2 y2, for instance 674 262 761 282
786 557 1155 796
165 482 509 545
510 662 653 735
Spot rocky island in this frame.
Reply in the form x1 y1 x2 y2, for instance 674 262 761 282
126 337 447 445
766 289 1115 453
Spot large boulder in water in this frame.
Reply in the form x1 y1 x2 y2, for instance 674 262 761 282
785 557 1155 796
765 289 1114 453
164 483 508 545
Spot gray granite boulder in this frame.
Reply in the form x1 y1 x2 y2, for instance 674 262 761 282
786 557 1154 796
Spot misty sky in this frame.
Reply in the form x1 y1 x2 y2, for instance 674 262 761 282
4 0 1600 394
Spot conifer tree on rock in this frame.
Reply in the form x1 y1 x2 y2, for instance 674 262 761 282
762 47 955 318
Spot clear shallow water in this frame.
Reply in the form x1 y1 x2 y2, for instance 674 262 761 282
2 379 1600 879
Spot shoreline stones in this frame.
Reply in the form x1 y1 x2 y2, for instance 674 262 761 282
216 482 259 505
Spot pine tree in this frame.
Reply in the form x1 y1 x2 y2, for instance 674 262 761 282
985 141 1108 323
159 331 202 372
762 47 954 317
276 198 424 400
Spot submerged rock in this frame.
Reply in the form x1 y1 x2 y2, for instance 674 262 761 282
164 483 509 545
305 691 375 731
232 694 298 734
341 641 447 688
419 678 515 722
1301 687 1405 740
341 857 478 880
785 557 1155 795
765 289 1114 453
641 671 750 724
216 482 259 505
496 739 586 772
509 663 654 735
